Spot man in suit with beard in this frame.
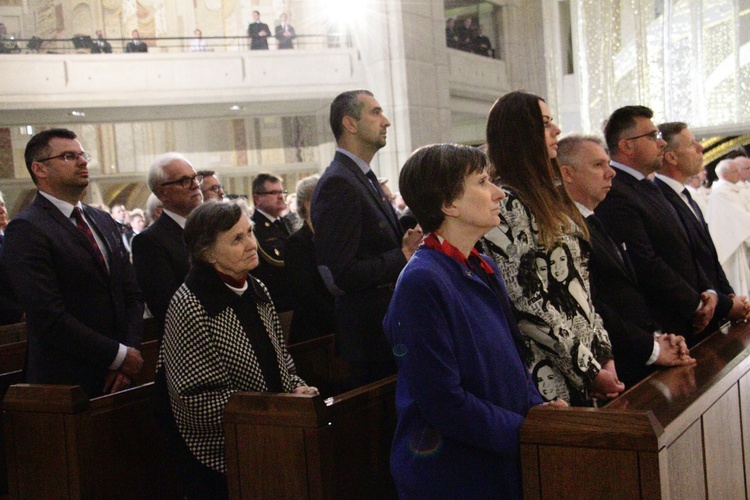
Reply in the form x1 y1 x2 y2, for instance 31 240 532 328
558 133 694 385
596 106 718 346
654 122 750 327
312 90 422 388
2 129 144 397
132 153 203 336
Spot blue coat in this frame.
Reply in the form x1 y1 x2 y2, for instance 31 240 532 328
384 247 542 499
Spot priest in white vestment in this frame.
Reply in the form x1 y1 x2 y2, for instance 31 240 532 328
707 159 750 296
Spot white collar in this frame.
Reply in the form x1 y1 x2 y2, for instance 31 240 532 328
38 190 83 218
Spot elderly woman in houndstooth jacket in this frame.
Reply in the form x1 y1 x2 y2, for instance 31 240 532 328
156 200 316 499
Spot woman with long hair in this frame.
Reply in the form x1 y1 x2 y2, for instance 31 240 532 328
482 91 624 406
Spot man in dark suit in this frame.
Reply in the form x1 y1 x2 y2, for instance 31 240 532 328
91 30 112 53
654 122 750 328
558 134 694 386
0 190 23 326
132 153 203 336
275 13 296 49
2 129 144 397
312 90 422 388
249 172 295 312
247 11 270 50
125 29 148 53
596 106 718 345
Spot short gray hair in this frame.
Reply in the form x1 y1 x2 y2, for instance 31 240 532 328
295 175 319 221
557 134 607 168
146 193 162 220
147 152 191 194
716 158 735 179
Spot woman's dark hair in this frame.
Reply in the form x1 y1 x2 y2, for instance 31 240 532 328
531 359 557 402
184 200 244 264
546 242 583 319
517 250 549 306
399 144 488 234
486 91 586 248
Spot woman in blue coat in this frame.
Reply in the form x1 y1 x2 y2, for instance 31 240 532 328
384 144 564 499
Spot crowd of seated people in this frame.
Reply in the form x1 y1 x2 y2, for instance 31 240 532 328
2 89 750 497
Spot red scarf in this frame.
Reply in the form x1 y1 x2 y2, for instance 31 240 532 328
422 232 494 274
214 269 248 288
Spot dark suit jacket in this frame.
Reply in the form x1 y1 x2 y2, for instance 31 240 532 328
596 168 713 341
584 215 659 386
247 22 270 49
0 234 23 325
285 223 335 343
1 193 143 397
131 213 190 335
91 37 112 53
249 210 295 312
275 24 296 49
655 177 734 326
125 40 148 53
311 151 406 363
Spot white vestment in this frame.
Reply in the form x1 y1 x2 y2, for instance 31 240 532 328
706 180 750 296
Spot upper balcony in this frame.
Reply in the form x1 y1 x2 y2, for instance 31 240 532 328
0 38 509 128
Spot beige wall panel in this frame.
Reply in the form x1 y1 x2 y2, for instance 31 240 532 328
703 386 745 498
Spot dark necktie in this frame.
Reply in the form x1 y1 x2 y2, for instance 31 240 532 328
71 207 107 273
365 170 388 202
681 188 706 225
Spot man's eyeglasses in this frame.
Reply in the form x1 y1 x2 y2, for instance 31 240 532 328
206 184 224 193
258 190 288 196
35 151 92 163
160 174 204 189
625 130 663 142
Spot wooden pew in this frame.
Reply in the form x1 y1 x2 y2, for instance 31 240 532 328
287 334 350 397
3 383 181 499
521 321 750 499
224 375 398 499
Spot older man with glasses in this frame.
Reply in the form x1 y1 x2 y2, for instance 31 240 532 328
249 172 296 313
2 128 144 396
132 152 203 337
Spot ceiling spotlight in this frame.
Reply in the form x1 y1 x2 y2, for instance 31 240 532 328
70 110 86 117
230 105 242 111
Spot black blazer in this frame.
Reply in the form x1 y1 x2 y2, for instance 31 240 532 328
249 210 295 312
655 177 734 324
311 151 406 363
285 223 335 343
1 194 143 397
132 214 190 335
275 24 296 49
584 215 659 386
596 168 712 340
247 22 270 49
125 40 148 53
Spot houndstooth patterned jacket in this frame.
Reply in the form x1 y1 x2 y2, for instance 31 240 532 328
157 263 306 473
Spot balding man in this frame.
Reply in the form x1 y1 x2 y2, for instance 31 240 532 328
132 153 203 335
596 106 718 345
558 134 693 386
706 159 750 296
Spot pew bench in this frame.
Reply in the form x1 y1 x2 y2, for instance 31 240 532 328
3 383 181 499
224 374 398 499
521 321 750 499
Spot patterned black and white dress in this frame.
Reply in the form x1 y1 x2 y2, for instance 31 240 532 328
157 262 306 473
481 190 614 406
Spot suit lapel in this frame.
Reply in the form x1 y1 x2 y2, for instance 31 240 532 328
35 195 110 278
335 152 402 238
656 180 714 250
